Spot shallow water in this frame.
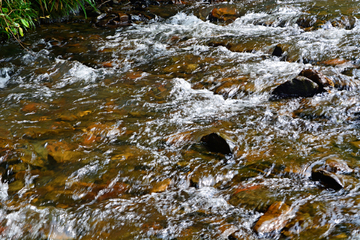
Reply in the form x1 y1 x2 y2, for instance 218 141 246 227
2 0 360 239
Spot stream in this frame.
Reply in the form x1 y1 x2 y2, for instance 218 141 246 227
2 0 360 239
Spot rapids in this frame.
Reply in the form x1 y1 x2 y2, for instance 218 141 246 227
1 0 360 239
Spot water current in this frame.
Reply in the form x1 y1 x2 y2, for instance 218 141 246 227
2 0 360 239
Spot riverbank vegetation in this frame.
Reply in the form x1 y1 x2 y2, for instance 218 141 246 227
0 0 96 40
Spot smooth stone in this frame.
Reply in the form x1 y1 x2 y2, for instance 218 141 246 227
271 76 319 99
200 133 232 155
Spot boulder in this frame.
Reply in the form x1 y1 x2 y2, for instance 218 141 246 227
200 133 232 155
272 45 283 57
254 201 291 237
311 169 344 191
271 44 287 61
271 76 319 99
208 7 238 23
299 69 334 91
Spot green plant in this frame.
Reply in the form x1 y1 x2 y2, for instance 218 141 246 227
34 0 97 19
0 0 37 39
0 0 97 42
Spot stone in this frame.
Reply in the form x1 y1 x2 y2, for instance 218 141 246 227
21 102 49 113
321 59 349 66
209 7 238 23
299 69 334 91
218 224 238 239
272 45 283 57
165 131 194 148
271 76 319 99
324 158 353 174
200 133 232 155
151 178 171 193
296 15 318 29
331 15 357 30
311 169 344 191
46 141 83 163
253 201 291 237
95 13 131 28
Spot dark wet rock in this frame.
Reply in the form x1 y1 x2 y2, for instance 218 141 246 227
253 201 291 237
129 0 157 10
200 133 232 155
272 45 283 57
271 69 335 99
271 76 319 99
95 13 131 28
189 175 199 188
271 44 287 61
311 169 344 191
296 15 318 30
299 69 334 91
208 7 239 23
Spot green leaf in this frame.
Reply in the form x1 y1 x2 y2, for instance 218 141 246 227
19 27 24 37
20 19 29 28
2 8 9 13
13 22 20 27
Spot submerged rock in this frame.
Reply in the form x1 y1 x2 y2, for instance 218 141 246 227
271 76 319 99
200 133 232 155
254 201 291 237
151 178 171 193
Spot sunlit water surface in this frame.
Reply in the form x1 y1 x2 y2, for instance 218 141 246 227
2 0 360 239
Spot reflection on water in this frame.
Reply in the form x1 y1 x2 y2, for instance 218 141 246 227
1 0 360 238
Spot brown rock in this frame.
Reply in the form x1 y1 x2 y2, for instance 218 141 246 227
324 158 353 174
296 15 317 29
102 61 114 68
165 131 194 147
209 7 238 23
218 224 238 239
299 69 334 90
254 201 291 236
21 102 49 113
151 178 171 193
320 59 348 66
46 141 82 163
331 15 357 30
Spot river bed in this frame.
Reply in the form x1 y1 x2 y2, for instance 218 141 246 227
1 0 360 239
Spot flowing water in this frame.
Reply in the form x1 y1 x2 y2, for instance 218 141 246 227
2 0 360 239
